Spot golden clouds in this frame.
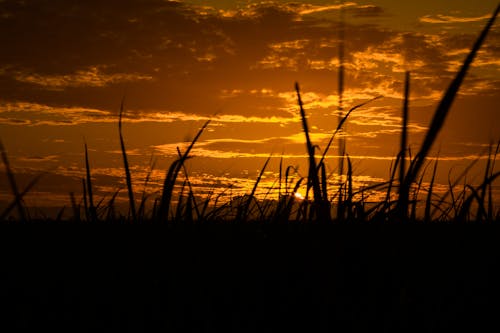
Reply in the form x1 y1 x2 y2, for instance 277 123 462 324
0 101 111 125
0 101 297 126
14 66 153 90
208 1 377 20
420 14 492 24
297 2 357 15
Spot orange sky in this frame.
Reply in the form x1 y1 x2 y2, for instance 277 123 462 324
0 0 499 215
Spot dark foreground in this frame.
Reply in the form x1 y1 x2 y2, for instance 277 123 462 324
1 223 499 332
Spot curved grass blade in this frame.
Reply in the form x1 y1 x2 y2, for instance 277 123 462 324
0 173 43 221
118 98 137 222
318 95 382 168
346 155 353 220
424 158 439 222
84 142 97 222
138 155 157 220
404 5 499 189
295 83 329 221
237 155 271 222
397 72 410 220
69 192 80 222
430 152 483 218
82 178 88 222
157 119 210 222
177 147 200 221
0 139 27 221
458 171 500 222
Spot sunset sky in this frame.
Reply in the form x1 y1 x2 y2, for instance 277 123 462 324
0 0 499 214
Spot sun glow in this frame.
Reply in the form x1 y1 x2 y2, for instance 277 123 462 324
294 192 305 200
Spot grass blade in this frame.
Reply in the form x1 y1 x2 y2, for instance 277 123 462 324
118 98 137 222
430 152 484 218
237 155 271 222
0 139 27 221
69 192 80 222
157 119 210 222
84 141 97 222
346 155 353 220
487 141 499 220
0 173 43 221
425 158 439 222
458 171 500 222
318 95 382 168
398 71 410 220
82 178 88 222
105 189 121 222
337 2 346 191
295 83 329 221
278 155 283 199
138 153 157 220
177 147 200 221
405 5 499 188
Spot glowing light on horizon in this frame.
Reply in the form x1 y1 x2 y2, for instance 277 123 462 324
294 192 304 200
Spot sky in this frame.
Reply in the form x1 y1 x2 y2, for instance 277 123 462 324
0 0 499 216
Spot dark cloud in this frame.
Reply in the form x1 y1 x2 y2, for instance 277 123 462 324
0 0 497 120
348 5 385 18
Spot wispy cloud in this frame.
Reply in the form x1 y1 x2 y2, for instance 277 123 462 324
14 66 153 90
198 1 382 20
419 14 491 24
17 155 60 163
298 2 357 15
0 101 298 126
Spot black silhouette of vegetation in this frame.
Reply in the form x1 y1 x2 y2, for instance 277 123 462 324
1 4 500 224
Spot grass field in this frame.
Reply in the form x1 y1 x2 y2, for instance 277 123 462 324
1 4 499 224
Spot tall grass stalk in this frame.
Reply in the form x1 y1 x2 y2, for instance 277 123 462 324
137 152 156 220
431 154 483 219
69 192 80 222
237 155 271 222
118 98 137 222
346 155 353 220
0 173 43 221
84 142 97 222
424 158 439 223
105 189 121 222
457 172 500 222
295 83 330 221
487 142 500 220
82 178 89 222
0 139 27 221
278 156 283 199
175 180 188 222
157 119 210 222
318 96 382 169
398 71 410 221
177 147 200 220
337 0 346 191
403 5 499 193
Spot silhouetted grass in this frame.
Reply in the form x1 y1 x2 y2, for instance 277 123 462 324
118 98 137 222
0 139 27 221
295 82 329 221
156 119 210 222
402 4 500 198
84 141 97 222
1 4 499 224
236 155 271 222
397 71 410 221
